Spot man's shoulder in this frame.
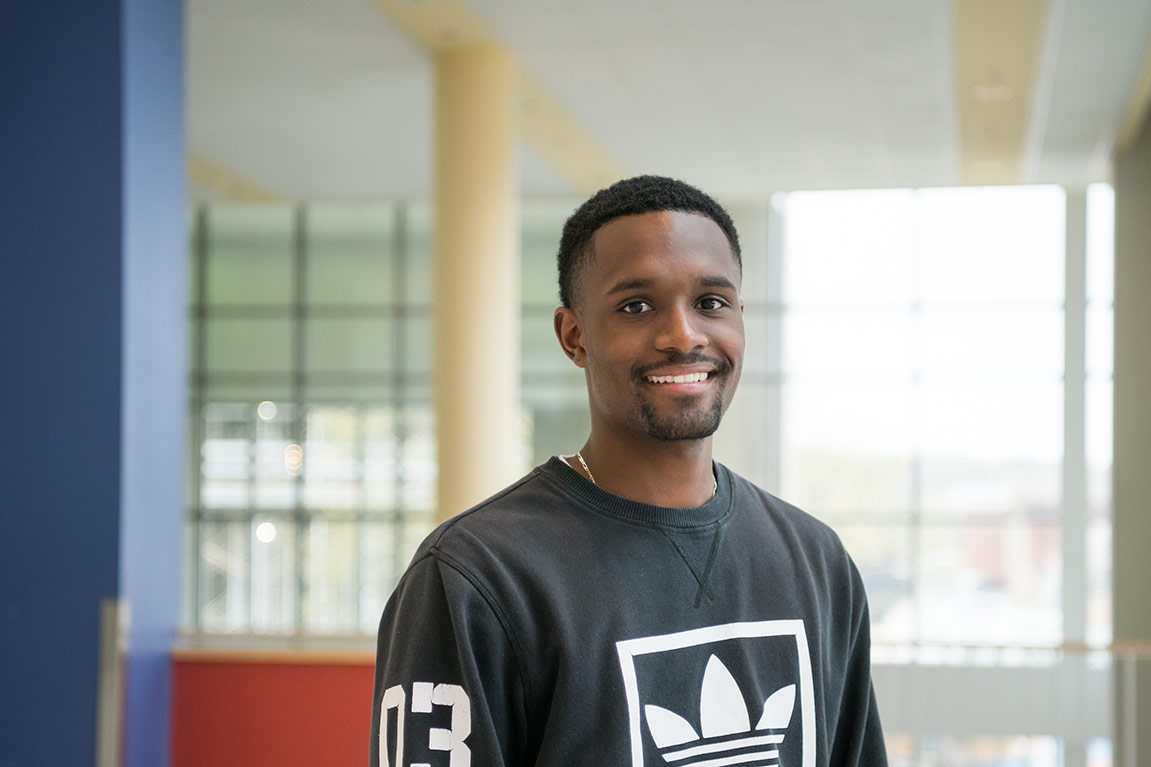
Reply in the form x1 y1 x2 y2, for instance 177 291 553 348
724 466 849 553
411 461 571 561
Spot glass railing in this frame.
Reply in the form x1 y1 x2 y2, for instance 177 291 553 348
874 641 1151 767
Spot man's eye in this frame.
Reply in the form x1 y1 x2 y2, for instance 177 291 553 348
698 297 726 311
621 301 651 314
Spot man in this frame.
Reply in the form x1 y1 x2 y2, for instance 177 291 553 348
371 175 887 766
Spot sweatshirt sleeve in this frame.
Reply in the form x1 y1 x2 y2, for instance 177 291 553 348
370 552 528 767
827 564 888 767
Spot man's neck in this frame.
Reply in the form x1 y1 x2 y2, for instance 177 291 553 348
576 432 717 508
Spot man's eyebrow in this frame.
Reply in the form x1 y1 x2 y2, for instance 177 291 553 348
606 278 654 296
605 275 738 295
700 276 738 290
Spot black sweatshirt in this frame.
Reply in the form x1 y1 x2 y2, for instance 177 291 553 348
371 457 887 766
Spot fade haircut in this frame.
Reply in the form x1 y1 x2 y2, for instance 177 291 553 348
556 175 742 309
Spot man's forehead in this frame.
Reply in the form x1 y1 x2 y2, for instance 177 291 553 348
587 211 740 274
592 209 718 240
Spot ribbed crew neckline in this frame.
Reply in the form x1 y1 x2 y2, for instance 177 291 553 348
540 455 732 529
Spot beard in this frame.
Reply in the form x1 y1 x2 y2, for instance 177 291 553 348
587 351 738 442
631 352 733 441
637 390 727 441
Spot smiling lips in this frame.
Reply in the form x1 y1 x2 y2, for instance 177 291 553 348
646 371 710 384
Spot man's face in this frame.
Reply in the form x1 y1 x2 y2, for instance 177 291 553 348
555 210 745 443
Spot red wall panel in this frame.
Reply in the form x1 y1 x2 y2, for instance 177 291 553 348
172 652 375 767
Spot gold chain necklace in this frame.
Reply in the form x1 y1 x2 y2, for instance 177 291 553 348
574 449 717 498
575 449 597 484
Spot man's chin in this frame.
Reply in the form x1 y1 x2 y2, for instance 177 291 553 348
649 422 721 442
639 400 726 442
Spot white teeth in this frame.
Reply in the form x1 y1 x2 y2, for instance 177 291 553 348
647 372 709 384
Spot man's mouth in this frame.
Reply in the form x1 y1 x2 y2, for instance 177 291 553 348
645 372 710 384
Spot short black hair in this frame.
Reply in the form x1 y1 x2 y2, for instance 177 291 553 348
556 175 742 309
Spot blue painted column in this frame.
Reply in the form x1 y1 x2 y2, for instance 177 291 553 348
0 0 185 765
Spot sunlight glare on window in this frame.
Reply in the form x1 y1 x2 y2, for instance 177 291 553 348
255 521 277 544
778 184 1067 649
283 444 303 476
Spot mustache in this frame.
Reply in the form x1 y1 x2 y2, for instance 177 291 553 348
632 352 731 380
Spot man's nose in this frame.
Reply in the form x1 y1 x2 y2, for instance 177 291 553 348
656 304 708 353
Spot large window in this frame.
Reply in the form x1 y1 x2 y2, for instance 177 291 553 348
187 185 1114 762
765 185 1115 766
777 186 1069 648
186 199 586 636
187 202 437 635
187 188 1112 644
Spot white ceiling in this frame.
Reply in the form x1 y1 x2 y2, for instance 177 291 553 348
186 0 1151 202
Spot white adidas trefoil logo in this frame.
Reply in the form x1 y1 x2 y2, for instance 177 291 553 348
616 620 815 767
644 654 796 765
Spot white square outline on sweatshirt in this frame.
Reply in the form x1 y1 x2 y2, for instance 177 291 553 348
616 619 816 767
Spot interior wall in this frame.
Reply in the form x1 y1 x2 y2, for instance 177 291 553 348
171 654 375 766
0 1 185 764
121 0 187 761
0 2 128 762
1112 106 1151 767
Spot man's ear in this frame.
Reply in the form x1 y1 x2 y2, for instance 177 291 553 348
554 307 588 367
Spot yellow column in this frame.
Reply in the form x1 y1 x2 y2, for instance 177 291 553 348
434 45 520 522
